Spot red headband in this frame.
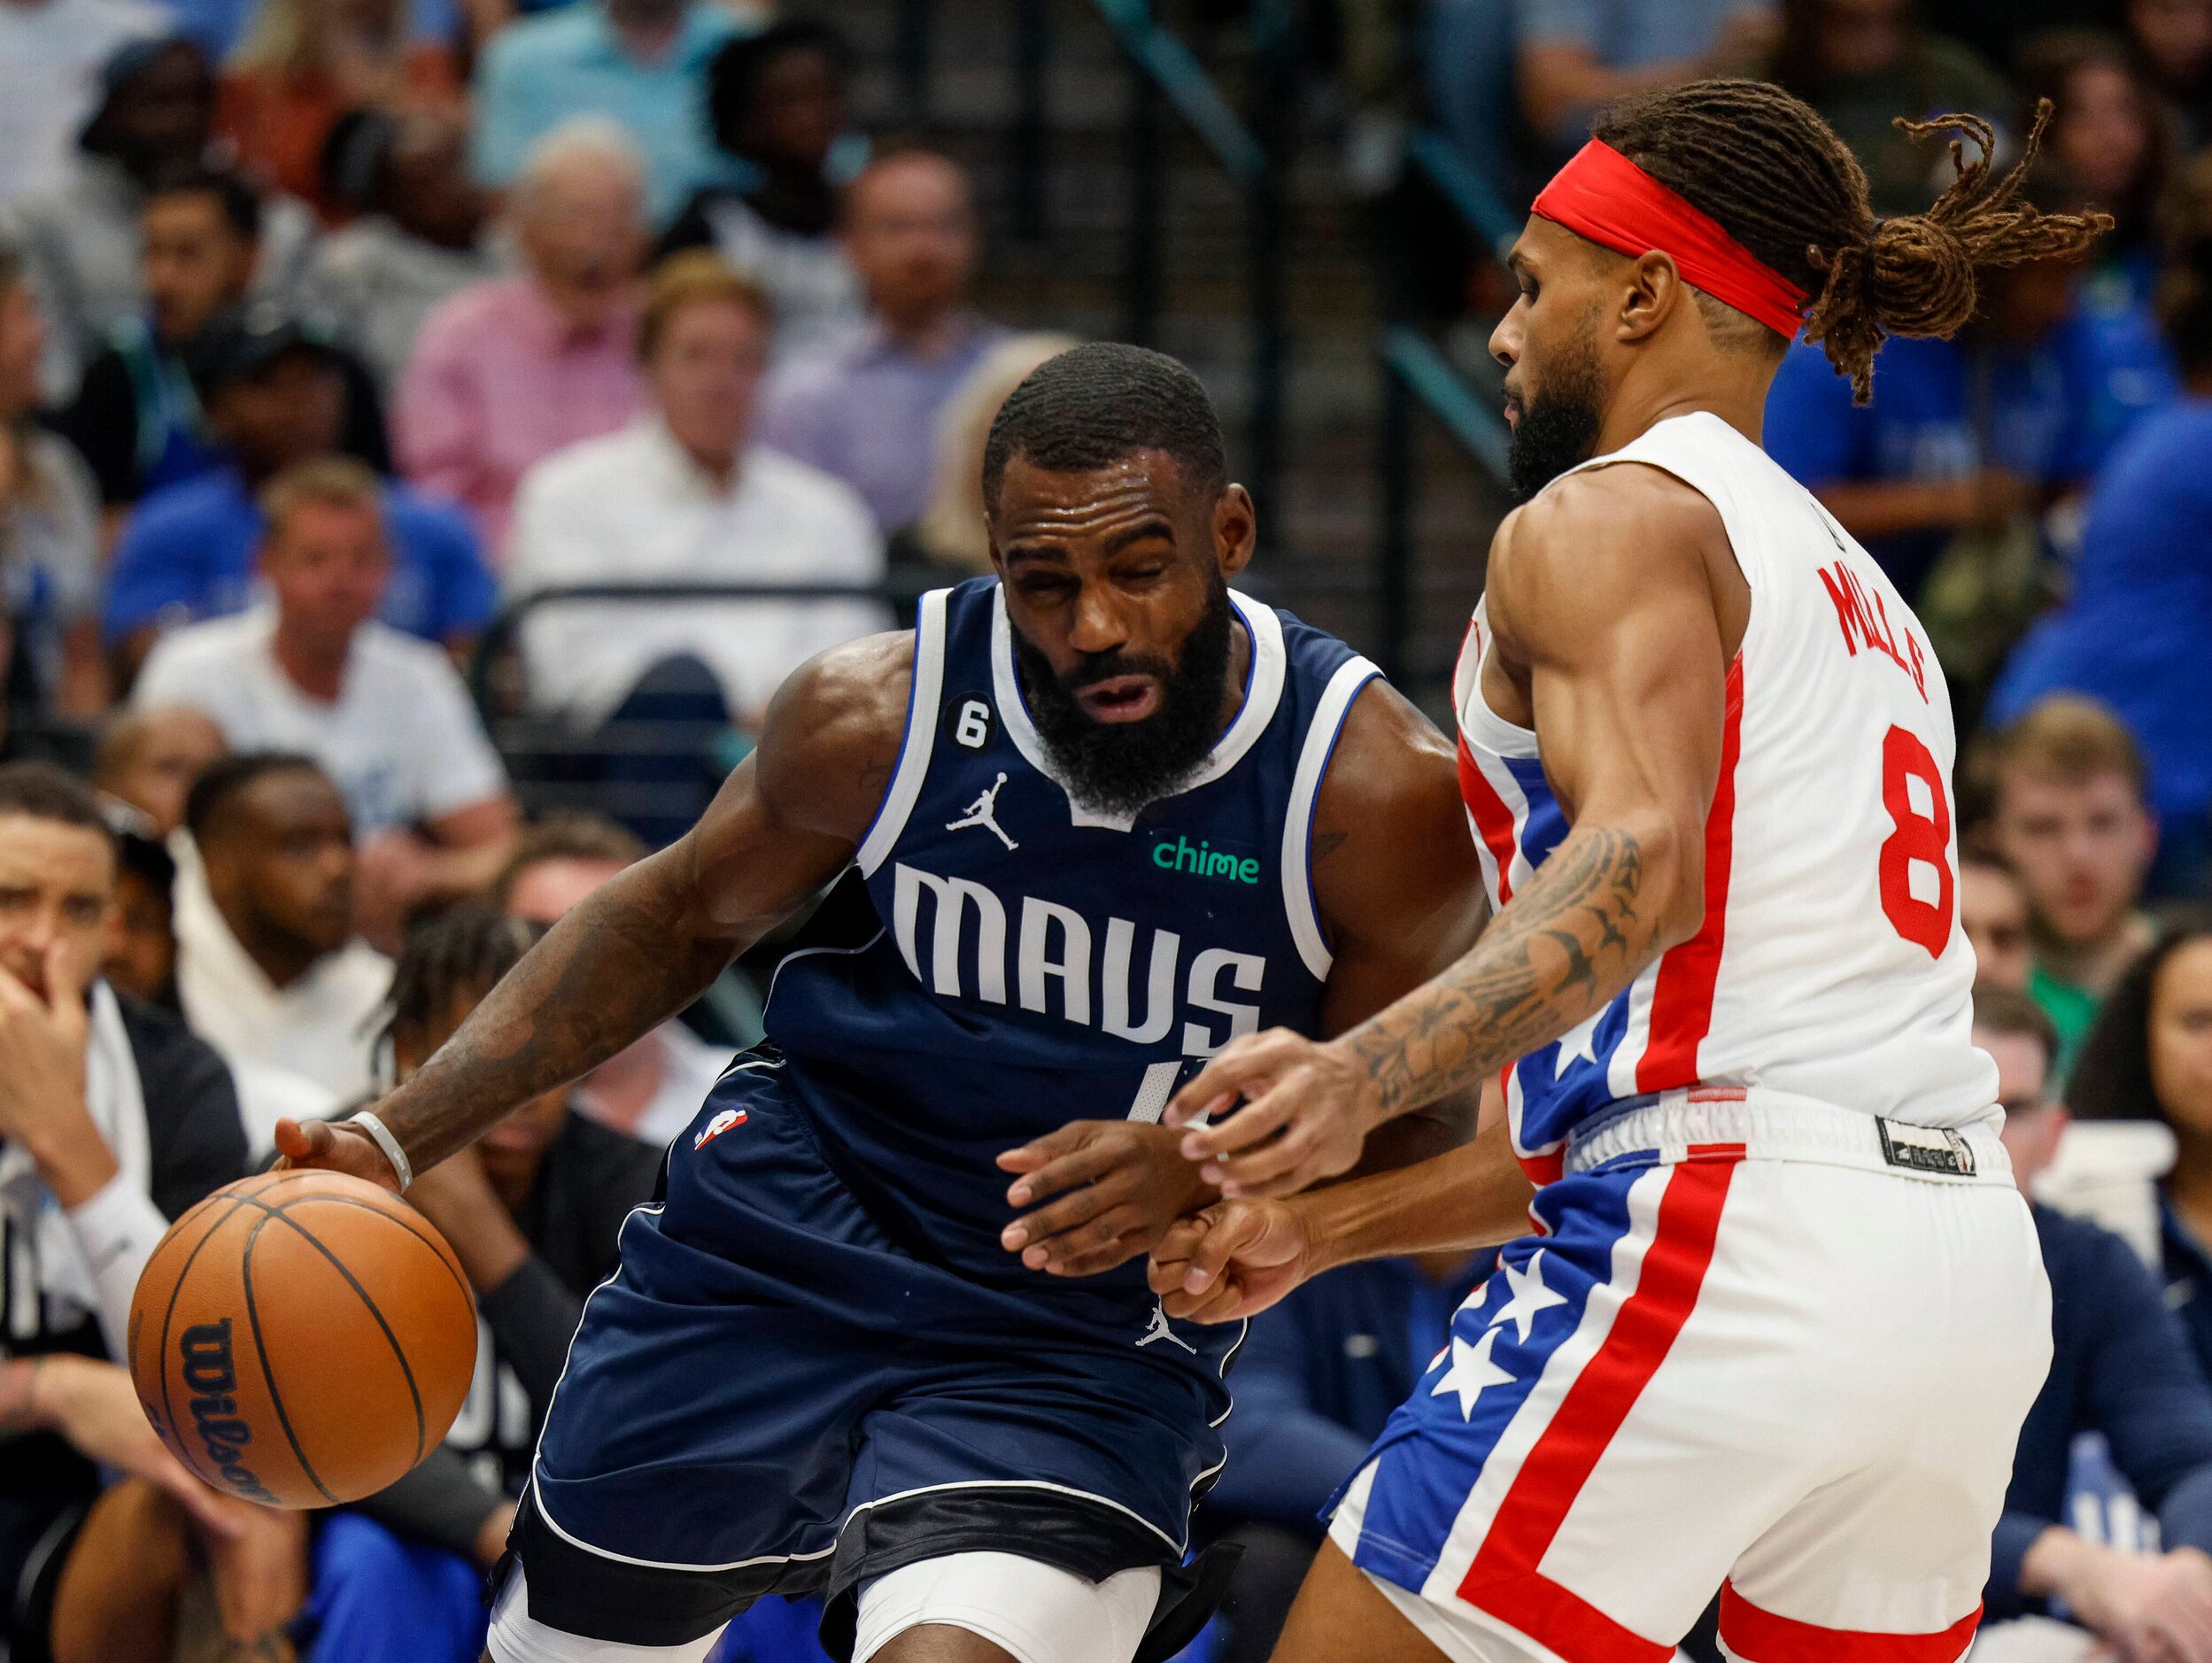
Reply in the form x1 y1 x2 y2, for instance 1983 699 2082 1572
1531 141 1807 339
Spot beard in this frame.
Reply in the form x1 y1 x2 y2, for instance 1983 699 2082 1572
1505 325 1605 502
1010 576 1235 819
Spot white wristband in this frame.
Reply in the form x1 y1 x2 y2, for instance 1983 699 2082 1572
350 1110 414 1191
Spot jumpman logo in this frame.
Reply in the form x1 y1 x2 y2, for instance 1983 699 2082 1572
946 773 1017 851
1137 1302 1195 1354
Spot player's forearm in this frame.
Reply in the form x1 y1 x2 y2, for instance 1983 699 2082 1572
375 851 743 1168
1294 1119 1536 1271
1340 816 1687 1119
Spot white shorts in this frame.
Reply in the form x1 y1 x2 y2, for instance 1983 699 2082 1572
487 1553 1162 1663
1328 1097 2052 1663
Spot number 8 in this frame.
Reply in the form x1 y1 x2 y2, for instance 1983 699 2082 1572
1878 725 1953 959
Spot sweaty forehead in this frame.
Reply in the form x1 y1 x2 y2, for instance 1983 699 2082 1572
990 451 1197 545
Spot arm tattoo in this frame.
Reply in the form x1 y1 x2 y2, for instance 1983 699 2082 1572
378 862 736 1170
1344 826 1657 1116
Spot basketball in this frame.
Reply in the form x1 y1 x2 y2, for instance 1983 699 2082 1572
127 1169 478 1510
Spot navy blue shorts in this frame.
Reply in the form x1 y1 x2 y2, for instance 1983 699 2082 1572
512 1056 1238 1653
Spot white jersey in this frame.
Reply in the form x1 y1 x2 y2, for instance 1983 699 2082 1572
1453 412 1996 1184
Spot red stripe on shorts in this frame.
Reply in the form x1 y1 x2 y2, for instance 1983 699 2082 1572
1636 654 1745 1091
1457 736 1521 905
1455 1156 1740 1662
1719 1582 1984 1662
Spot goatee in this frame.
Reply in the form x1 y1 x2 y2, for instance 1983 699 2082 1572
1505 329 1605 502
1011 577 1235 819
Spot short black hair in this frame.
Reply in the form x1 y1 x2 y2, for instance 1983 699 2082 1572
0 762 114 846
378 902 542 1071
183 751 327 843
144 159 261 243
707 20 852 152
980 343 1227 511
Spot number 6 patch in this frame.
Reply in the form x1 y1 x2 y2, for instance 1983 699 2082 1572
946 695 994 751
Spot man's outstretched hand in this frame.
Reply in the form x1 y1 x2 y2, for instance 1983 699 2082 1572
271 1118 404 1195
1146 1197 1319 1324
998 1120 1213 1277
1163 1028 1386 1200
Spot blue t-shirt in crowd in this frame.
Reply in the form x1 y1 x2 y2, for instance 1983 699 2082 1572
104 468 497 647
1988 1204 2212 1620
1209 1254 1490 1529
2161 1199 2212 1388
1991 399 2212 838
1763 299 2176 599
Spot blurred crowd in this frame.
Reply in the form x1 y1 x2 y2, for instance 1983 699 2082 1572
0 0 2210 1659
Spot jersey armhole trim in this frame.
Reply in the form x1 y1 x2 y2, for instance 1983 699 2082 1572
855 589 948 876
1282 658 1381 982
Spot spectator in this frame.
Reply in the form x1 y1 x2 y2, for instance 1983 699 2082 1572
507 252 885 729
909 331 1081 576
90 704 225 835
759 150 1008 537
1424 0 1524 211
392 906 664 1494
0 0 164 211
1962 852 2035 993
468 0 745 228
1992 697 2161 1081
2071 916 2212 1381
1513 0 1780 162
52 164 311 516
2128 0 2212 149
215 0 460 222
1203 1249 1489 1662
131 458 517 937
300 109 503 395
1764 0 2012 217
1764 205 2176 607
0 760 312 1663
12 38 316 397
104 820 178 1005
1979 984 2212 1653
660 20 864 362
2020 32 2173 313
171 750 390 1104
491 812 733 1147
396 119 651 553
103 311 482 673
1991 154 2212 898
0 242 105 720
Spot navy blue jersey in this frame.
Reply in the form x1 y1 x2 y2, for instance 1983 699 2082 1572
764 577 1379 1305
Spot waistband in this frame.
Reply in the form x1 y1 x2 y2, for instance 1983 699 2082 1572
1561 1088 2013 1187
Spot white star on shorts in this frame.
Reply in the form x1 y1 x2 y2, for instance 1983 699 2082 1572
1491 1249 1569 1344
1432 1328 1516 1421
1553 1012 1604 1078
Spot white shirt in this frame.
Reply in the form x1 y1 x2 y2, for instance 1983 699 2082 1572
171 839 392 1107
0 0 165 208
507 421 890 723
133 606 509 836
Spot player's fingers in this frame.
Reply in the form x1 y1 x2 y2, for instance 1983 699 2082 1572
1001 1183 1112 1253
1164 1275 1248 1324
1212 1129 1323 1199
994 1121 1090 1175
270 1118 330 1166
1162 1033 1295 1128
1028 1207 1147 1275
1176 1207 1261 1298
1043 1233 1149 1279
1146 1215 1214 1296
1180 1075 1305 1162
1002 1142 1117 1210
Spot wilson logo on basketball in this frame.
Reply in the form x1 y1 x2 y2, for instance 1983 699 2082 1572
694 1109 748 1150
179 1319 277 1504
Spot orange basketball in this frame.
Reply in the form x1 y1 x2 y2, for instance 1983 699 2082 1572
127 1169 478 1509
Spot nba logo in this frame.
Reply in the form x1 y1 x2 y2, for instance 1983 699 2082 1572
693 1110 748 1151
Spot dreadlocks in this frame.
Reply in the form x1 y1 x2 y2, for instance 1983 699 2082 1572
375 903 541 1085
1592 81 2111 401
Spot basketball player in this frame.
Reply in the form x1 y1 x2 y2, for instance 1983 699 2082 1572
1143 86 2108 1662
276 344 1488 1663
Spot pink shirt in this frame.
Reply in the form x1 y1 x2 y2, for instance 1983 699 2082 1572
394 276 646 557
